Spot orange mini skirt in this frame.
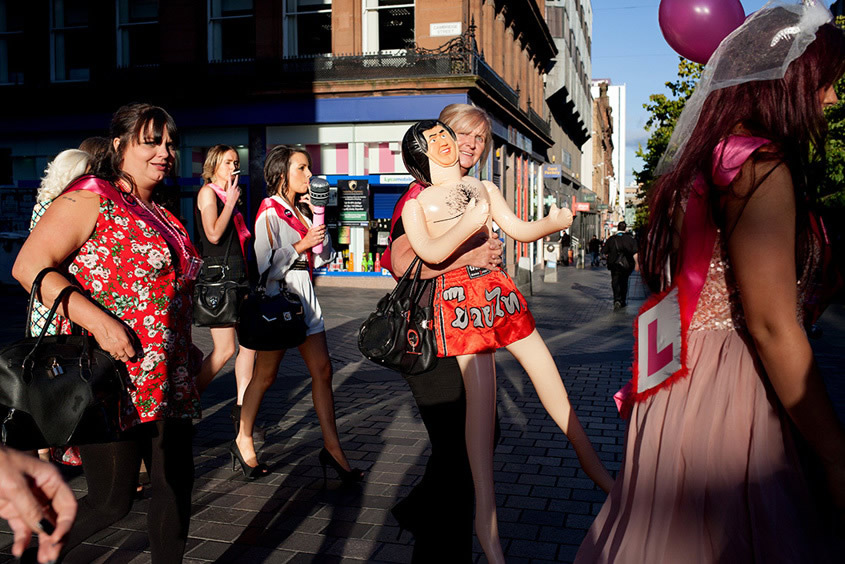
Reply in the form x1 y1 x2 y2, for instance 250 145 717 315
432 266 535 357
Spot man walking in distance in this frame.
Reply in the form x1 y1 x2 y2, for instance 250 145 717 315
602 221 638 310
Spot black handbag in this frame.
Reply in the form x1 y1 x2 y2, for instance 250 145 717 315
358 257 438 375
0 268 131 450
237 249 308 351
193 232 249 327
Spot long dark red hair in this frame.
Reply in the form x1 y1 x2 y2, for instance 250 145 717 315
642 23 845 293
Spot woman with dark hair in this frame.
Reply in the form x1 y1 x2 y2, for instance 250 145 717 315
577 2 845 561
193 145 254 426
231 145 363 482
13 103 201 563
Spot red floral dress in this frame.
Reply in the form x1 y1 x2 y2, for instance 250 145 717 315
56 197 202 464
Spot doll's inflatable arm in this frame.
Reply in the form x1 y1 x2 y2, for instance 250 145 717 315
485 181 573 242
401 197 489 264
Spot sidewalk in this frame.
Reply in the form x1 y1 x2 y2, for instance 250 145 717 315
0 266 842 563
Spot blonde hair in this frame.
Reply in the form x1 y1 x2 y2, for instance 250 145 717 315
438 103 493 163
37 149 91 203
201 144 237 184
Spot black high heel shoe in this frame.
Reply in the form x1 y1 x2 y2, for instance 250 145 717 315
319 447 364 485
230 441 270 479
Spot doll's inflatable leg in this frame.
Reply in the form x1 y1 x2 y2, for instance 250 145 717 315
456 353 506 564
506 330 614 492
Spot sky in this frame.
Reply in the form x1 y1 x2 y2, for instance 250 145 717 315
590 0 797 185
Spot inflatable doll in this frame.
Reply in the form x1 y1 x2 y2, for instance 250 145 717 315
400 120 614 562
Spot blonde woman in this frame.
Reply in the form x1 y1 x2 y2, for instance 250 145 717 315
193 145 254 430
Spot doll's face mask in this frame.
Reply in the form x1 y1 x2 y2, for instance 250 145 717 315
424 125 459 169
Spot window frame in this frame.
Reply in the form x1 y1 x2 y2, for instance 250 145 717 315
207 0 255 63
362 0 414 54
49 0 91 83
115 0 160 69
0 0 25 85
283 0 332 57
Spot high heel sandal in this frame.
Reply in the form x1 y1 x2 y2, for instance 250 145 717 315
318 447 364 485
230 441 270 479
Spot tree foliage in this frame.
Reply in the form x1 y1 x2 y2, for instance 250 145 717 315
821 75 845 210
632 58 703 228
632 62 845 225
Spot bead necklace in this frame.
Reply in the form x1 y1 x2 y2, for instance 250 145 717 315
135 196 193 265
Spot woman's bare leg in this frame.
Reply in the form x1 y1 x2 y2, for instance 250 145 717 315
195 326 237 395
234 345 255 405
456 352 505 564
299 332 354 470
235 349 285 466
506 330 613 492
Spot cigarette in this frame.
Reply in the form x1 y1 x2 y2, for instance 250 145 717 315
232 170 241 176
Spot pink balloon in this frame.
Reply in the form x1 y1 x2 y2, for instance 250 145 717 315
659 0 745 64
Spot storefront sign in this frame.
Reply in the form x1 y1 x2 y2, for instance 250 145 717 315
598 203 609 210
378 174 415 185
581 191 596 202
574 202 591 212
339 179 369 223
430 22 462 37
543 165 562 178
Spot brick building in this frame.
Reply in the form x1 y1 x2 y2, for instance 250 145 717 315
0 1 596 284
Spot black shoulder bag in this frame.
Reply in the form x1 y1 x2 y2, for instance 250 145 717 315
0 268 131 450
193 229 249 327
237 213 308 351
358 257 438 375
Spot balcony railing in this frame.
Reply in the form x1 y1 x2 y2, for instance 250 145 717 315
277 27 550 139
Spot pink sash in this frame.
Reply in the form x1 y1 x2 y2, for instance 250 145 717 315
616 136 771 418
256 197 312 275
207 183 251 261
65 176 201 277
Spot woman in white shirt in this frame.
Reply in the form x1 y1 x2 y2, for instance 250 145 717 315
231 145 364 483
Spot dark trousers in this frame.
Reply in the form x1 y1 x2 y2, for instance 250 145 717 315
398 357 502 563
611 267 633 305
62 419 194 564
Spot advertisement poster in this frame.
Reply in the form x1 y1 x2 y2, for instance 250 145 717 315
338 179 369 223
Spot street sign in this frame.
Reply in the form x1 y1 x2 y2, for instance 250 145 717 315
543 164 562 178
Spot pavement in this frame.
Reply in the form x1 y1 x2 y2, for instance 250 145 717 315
1 265 843 563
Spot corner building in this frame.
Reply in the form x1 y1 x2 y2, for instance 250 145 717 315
0 1 579 285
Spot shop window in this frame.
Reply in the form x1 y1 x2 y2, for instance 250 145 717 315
284 0 331 57
363 0 414 53
208 0 255 62
0 1 24 84
50 0 91 82
116 0 159 68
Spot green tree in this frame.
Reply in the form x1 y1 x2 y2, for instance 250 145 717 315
632 58 703 228
821 75 845 210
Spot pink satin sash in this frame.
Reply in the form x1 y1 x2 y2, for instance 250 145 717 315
256 197 313 275
619 136 771 417
207 183 251 261
65 176 200 277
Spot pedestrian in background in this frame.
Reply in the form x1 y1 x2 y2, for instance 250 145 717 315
577 3 845 561
588 235 601 267
602 221 637 309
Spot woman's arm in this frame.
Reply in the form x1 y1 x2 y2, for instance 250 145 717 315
197 184 237 245
389 231 503 279
12 191 138 360
486 181 573 242
726 162 845 499
400 197 489 264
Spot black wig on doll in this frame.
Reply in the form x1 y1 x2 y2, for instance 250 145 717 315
401 119 457 187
